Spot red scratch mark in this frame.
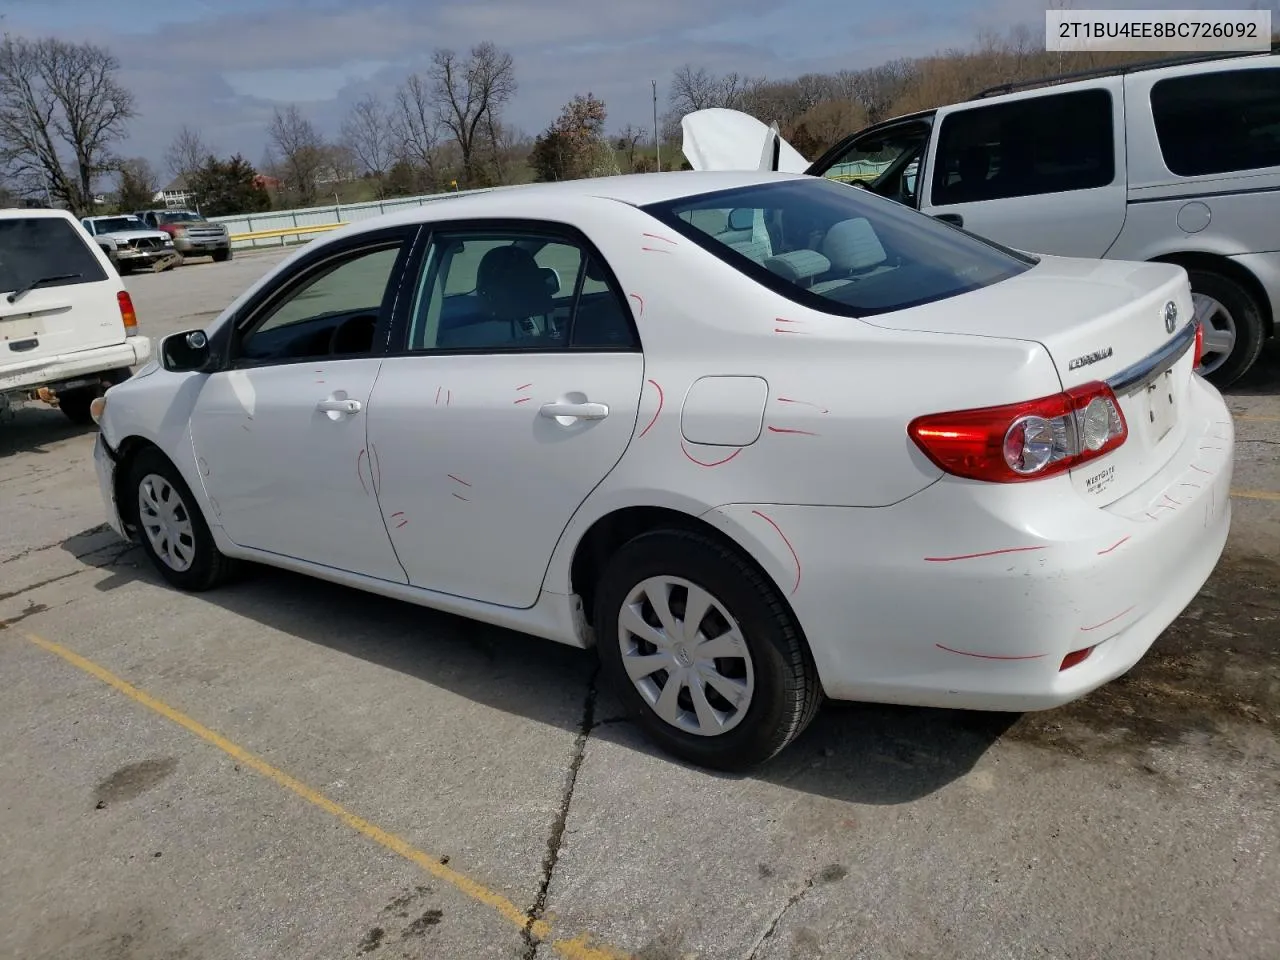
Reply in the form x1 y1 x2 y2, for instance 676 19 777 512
370 445 382 495
447 474 471 487
935 643 1048 661
396 520 409 528
1145 511 1161 521
629 293 645 317
680 441 743 468
775 317 802 324
1189 464 1212 475
315 380 325 384
452 493 470 502
390 511 404 518
1080 606 1135 633
1179 481 1202 489
435 386 442 405
751 509 801 595
767 425 819 437
513 397 531 405
447 389 451 406
241 424 251 432
1097 536 1130 556
357 449 369 495
641 247 672 254
639 379 664 439
1199 445 1224 451
774 327 810 334
924 545 1047 563
1162 493 1182 508
516 383 533 391
777 397 829 414
642 233 677 245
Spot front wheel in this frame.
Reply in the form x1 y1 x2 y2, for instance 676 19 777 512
127 447 236 591
212 248 232 263
1187 269 1265 387
594 528 822 771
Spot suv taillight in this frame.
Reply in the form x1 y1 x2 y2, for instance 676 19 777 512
118 290 138 335
1192 321 1205 371
908 382 1128 483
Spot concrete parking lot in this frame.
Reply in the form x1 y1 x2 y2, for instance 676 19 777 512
2 249 1278 960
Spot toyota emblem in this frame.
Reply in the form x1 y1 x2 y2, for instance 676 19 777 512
1163 301 1177 334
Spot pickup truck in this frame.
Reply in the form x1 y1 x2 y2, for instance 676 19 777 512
80 215 178 273
1 209 151 424
132 208 232 262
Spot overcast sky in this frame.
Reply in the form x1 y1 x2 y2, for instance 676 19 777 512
4 0 1273 182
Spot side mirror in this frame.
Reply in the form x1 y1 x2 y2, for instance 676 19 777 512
161 329 212 372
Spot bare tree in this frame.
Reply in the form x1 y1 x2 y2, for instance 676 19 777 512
429 42 517 188
164 125 212 184
341 94 392 193
614 124 645 172
390 72 440 189
116 156 157 210
268 104 325 206
0 36 136 214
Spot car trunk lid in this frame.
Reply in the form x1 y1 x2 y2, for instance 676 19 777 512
681 108 811 173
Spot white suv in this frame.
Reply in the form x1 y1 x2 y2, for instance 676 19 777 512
1 208 151 424
683 46 1280 385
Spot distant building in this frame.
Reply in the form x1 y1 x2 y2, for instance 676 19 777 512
153 177 195 208
253 174 282 191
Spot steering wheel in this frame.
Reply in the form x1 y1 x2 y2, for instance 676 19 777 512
328 313 379 356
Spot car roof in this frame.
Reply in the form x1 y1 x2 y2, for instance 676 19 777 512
0 207 79 221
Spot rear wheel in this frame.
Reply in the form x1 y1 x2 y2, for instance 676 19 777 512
594 528 822 770
1187 269 1265 387
57 388 95 424
212 248 232 263
127 447 236 591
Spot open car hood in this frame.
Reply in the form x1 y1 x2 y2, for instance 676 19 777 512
680 108 810 174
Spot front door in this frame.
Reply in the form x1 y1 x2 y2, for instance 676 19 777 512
189 228 418 582
365 224 644 608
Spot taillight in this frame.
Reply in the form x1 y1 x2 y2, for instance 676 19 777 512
908 382 1128 483
1059 644 1096 671
1192 321 1204 371
118 290 138 335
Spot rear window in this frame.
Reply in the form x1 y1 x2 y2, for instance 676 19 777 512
641 177 1034 317
0 217 108 295
1150 68 1280 177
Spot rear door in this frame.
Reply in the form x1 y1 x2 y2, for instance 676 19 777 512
364 221 644 608
919 82 1129 257
0 213 121 375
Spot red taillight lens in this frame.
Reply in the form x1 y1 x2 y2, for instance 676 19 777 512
908 382 1128 483
1192 321 1204 371
1059 644 1096 671
118 290 138 334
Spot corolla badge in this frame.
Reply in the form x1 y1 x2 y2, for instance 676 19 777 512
1068 347 1113 370
1163 301 1178 334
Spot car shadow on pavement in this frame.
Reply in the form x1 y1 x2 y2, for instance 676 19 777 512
77 542 1013 806
0 405 94 457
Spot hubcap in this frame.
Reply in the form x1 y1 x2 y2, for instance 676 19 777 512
1191 292 1237 376
617 575 755 737
138 473 196 572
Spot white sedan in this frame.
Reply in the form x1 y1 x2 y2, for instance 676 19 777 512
91 170 1233 770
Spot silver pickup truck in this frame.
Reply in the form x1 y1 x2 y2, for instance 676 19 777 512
80 215 178 274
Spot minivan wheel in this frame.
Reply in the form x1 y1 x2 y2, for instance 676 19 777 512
594 528 822 771
1187 269 1265 387
127 448 236 591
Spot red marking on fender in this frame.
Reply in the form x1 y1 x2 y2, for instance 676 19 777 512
315 380 325 384
435 386 442 405
924 545 1047 562
767 425 819 436
1179 481 1202 489
775 318 801 324
357 449 369 495
1199 445 1224 451
1189 464 1212 474
1080 606 1135 633
641 247 672 254
390 511 404 518
680 441 742 468
241 424 251 432
513 397 531 405
629 293 644 317
776 397 829 414
935 644 1048 661
639 379 664 439
447 474 471 487
396 520 409 528
1162 493 1182 507
1145 511 1160 521
774 327 809 334
642 233 677 245
751 509 801 594
1097 536 1130 556
516 383 532 391
447 389 451 406
452 493 470 502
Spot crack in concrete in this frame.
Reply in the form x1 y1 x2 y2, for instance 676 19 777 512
0 525 113 565
0 570 83 604
741 866 841 960
520 668 598 960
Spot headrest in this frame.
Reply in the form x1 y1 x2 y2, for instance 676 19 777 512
476 246 553 322
821 218 887 273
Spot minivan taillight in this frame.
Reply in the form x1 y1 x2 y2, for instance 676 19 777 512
118 290 138 335
908 382 1128 483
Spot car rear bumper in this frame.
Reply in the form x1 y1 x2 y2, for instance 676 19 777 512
703 374 1234 711
0 337 151 394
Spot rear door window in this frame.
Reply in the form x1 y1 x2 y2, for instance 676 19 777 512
0 217 108 295
931 89 1116 204
1150 68 1280 176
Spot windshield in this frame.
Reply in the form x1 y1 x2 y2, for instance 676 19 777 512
159 211 203 223
641 177 1035 317
94 216 146 232
0 217 107 294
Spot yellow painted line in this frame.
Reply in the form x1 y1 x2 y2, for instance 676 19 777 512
23 632 630 960
1232 489 1280 502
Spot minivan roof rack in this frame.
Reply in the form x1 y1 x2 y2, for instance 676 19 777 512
971 41 1278 99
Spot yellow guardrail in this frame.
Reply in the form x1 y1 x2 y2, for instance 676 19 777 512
229 222 347 243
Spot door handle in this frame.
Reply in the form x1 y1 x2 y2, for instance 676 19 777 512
539 401 609 421
316 398 362 415
934 213 964 227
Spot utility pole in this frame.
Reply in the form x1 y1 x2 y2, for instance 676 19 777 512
652 80 661 172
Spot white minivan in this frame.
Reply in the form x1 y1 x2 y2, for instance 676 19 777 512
683 46 1280 386
1 208 151 424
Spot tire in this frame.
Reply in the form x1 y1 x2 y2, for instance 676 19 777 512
1187 269 1265 388
212 248 232 263
57 388 95 424
594 528 823 771
126 447 236 591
